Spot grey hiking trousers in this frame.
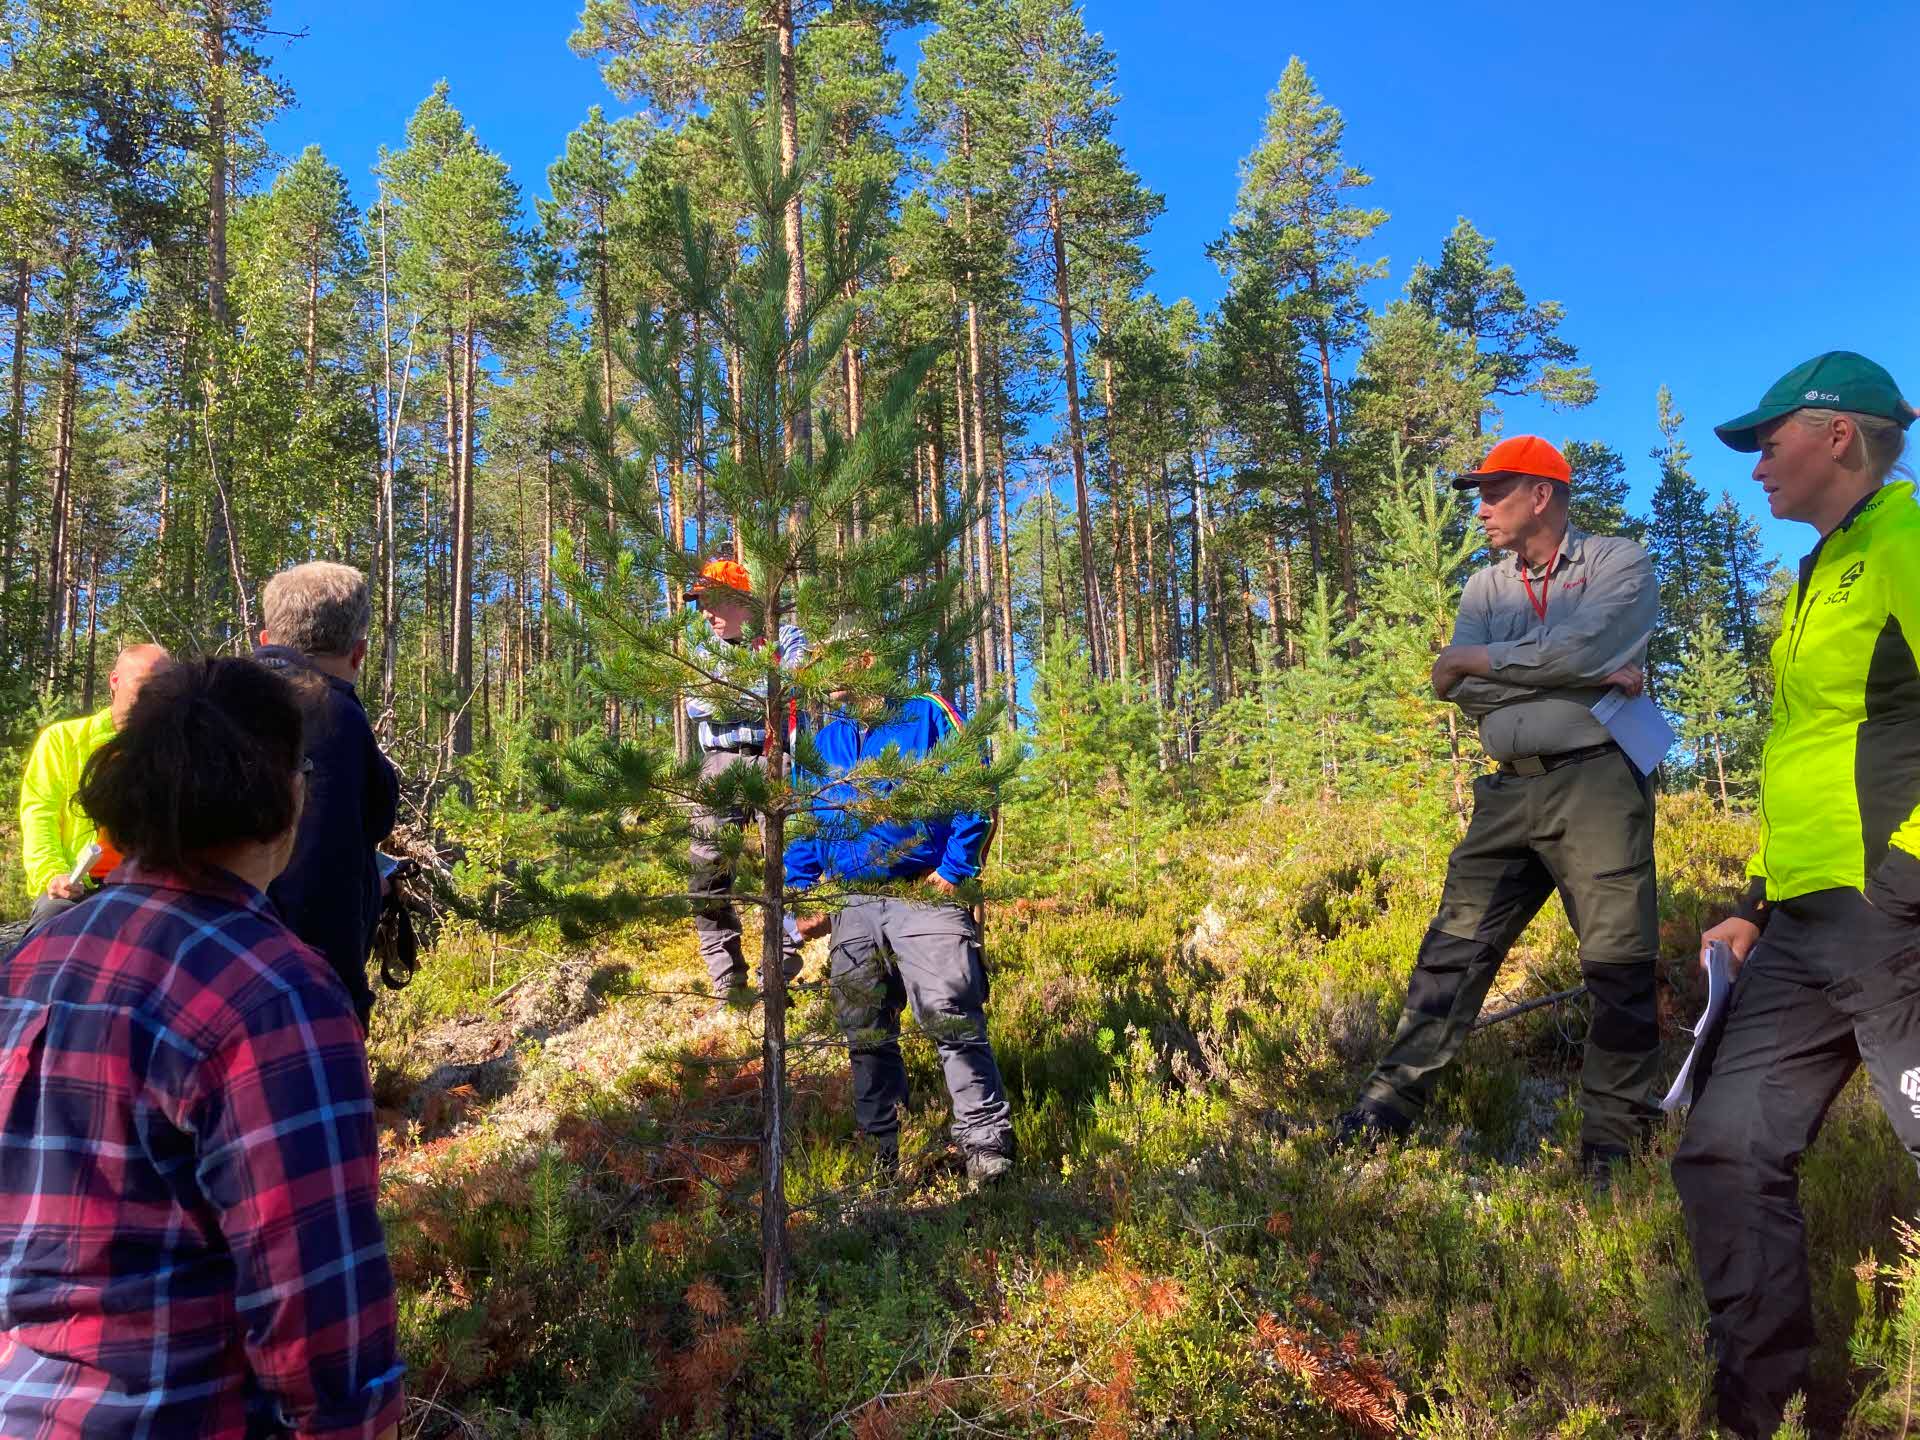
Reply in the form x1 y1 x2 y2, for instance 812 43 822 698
829 895 1014 1157
689 747 799 994
1355 743 1662 1154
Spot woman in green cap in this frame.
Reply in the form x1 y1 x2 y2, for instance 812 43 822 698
1673 350 1920 1437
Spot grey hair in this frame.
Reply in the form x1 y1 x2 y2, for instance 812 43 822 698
261 561 372 657
1795 408 1914 485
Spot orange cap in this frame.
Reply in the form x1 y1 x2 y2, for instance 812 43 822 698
1452 435 1572 490
690 557 752 598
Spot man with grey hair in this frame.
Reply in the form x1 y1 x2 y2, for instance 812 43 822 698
256 561 399 1027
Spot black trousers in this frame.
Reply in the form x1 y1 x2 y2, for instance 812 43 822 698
1672 888 1920 1438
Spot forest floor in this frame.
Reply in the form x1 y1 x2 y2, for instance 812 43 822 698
367 794 1920 1439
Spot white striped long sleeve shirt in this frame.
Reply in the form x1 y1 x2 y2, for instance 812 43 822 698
685 622 809 752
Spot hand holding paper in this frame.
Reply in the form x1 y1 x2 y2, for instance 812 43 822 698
1661 939 1736 1112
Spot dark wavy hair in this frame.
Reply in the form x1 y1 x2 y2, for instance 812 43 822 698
76 658 306 872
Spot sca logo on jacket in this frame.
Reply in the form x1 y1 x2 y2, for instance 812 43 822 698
1824 560 1866 605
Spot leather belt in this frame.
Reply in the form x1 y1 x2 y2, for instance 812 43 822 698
1496 741 1619 778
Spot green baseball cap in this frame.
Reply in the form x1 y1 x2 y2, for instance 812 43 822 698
1714 350 1915 452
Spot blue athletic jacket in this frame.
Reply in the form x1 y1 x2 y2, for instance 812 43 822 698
785 694 992 890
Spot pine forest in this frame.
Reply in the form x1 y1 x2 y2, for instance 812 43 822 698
0 2 1912 1437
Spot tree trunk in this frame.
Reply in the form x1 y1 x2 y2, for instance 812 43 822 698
440 325 458 667
81 549 100 711
2 254 29 651
927 427 948 594
692 310 710 555
993 433 1017 714
668 390 689 760
1262 536 1286 655
758 708 792 1320
1047 189 1102 675
963 282 995 701
1311 306 1357 619
376 192 400 730
541 448 555 667
952 349 991 703
773 0 811 479
1046 485 1070 651
41 299 78 684
205 5 230 336
1279 540 1299 665
1101 356 1130 682
1158 460 1183 674
451 306 477 756
304 228 320 391
726 332 746 561
597 240 618 537
1190 453 1214 695
1132 480 1159 702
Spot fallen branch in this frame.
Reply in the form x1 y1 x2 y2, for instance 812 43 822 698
1473 983 1587 1032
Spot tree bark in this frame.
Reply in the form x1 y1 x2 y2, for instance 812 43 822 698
42 283 78 685
375 192 400 730
2 255 29 651
1190 452 1211 694
963 272 995 700
541 448 555 668
1309 291 1356 619
1262 536 1285 655
81 549 99 711
205 5 230 336
439 325 458 667
1047 188 1102 675
692 310 710 555
596 222 618 538
758 680 791 1320
993 433 1017 714
451 303 477 755
304 227 320 391
1101 356 1130 682
772 0 811 478
1157 460 1183 674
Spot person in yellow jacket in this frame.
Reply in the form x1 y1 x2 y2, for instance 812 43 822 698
19 643 170 924
1673 352 1920 1438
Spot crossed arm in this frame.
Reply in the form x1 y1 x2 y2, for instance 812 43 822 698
1434 549 1656 711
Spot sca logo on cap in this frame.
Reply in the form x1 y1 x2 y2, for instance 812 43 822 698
1804 390 1842 403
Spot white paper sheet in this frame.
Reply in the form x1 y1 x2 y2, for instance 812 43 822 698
1591 689 1676 773
65 841 101 887
1661 939 1736 1112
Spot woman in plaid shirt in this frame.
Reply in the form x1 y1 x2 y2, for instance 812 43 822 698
0 658 403 1440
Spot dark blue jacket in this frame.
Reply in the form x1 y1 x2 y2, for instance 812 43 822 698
255 646 399 1024
785 694 993 891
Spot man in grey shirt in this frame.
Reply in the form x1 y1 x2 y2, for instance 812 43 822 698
1338 435 1662 1175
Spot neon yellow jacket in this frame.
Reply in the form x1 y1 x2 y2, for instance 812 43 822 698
19 708 113 896
1742 481 1920 924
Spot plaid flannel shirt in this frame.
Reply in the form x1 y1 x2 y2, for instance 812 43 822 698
0 863 404 1439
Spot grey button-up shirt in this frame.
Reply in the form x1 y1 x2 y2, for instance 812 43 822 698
1447 525 1657 762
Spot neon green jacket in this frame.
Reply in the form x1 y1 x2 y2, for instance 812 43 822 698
19 708 113 896
1742 481 1920 924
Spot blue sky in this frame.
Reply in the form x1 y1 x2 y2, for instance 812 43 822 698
265 0 1920 570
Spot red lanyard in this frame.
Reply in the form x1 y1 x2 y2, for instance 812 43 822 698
1521 563 1552 623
